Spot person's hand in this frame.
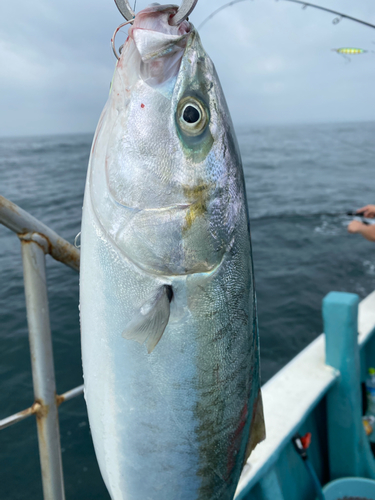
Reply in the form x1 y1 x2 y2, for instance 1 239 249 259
348 220 364 234
357 205 375 218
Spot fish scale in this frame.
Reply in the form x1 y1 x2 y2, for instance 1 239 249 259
80 4 265 499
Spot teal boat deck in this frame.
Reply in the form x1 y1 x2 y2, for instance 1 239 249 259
236 290 375 499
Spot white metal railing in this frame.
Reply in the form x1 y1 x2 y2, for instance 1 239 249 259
4 192 375 500
0 195 83 500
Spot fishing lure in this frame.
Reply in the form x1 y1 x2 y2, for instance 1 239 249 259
332 47 370 63
333 48 367 55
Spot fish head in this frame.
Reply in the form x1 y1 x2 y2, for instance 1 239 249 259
89 5 246 276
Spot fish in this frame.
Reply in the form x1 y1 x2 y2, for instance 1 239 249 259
80 4 265 500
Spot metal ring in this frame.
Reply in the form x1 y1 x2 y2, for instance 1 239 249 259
113 0 199 25
170 0 199 26
114 0 135 21
111 19 134 60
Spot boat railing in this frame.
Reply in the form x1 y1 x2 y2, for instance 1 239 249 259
2 194 375 500
236 289 375 499
0 195 82 500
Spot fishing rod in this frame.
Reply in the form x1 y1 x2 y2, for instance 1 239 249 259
347 210 371 225
252 210 373 224
252 211 342 221
198 0 375 31
292 433 325 500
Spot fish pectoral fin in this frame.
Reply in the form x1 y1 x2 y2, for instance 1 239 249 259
244 389 266 465
122 285 173 354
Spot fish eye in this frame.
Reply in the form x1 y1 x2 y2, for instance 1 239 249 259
183 105 200 124
177 97 209 137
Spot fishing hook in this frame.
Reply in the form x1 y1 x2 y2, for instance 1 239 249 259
74 232 81 249
170 0 199 26
113 0 199 26
111 19 134 60
340 53 351 64
114 0 135 21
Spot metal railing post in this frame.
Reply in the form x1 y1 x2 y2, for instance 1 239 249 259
20 233 65 500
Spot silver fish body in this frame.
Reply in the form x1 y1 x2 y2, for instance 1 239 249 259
80 5 264 500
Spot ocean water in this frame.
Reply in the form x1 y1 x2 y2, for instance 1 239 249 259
1 122 375 498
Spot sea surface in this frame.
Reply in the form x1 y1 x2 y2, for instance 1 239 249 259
1 121 375 498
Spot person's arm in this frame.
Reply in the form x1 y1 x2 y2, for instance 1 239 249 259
357 205 375 218
348 220 375 242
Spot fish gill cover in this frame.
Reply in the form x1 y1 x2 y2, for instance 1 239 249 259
80 4 264 500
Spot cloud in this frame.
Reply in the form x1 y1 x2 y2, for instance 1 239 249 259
0 0 374 136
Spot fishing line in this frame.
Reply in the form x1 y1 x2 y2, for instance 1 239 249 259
312 127 375 157
327 138 375 156
198 0 375 31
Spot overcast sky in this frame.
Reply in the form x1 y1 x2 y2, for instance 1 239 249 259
0 0 374 136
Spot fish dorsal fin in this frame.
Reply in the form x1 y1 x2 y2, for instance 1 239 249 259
122 285 173 354
244 389 266 465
